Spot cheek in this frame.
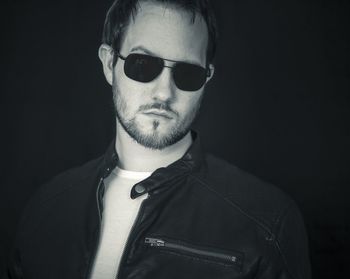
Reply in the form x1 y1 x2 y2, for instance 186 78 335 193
177 93 203 114
115 77 149 113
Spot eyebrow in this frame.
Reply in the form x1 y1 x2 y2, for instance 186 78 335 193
130 45 202 66
130 46 155 56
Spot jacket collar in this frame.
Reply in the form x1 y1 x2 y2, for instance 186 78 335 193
99 131 205 199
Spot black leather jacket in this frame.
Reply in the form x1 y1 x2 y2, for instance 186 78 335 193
5 135 311 279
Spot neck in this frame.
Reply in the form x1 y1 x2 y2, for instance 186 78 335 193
115 121 192 172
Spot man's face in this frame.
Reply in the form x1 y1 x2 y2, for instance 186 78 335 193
104 2 213 149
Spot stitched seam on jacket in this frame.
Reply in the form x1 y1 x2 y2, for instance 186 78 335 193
190 174 299 278
273 203 299 279
253 202 297 279
189 174 275 237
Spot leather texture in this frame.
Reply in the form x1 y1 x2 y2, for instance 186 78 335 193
4 133 311 279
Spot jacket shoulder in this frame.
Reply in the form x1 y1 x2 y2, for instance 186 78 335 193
18 155 103 232
194 154 311 278
195 153 298 230
34 156 102 201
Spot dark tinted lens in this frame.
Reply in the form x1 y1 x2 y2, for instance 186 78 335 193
173 63 207 91
124 54 163 82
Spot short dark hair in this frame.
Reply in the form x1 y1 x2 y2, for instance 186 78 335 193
102 0 218 65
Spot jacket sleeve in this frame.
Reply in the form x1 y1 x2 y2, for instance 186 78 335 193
259 201 312 279
2 193 37 279
2 243 23 279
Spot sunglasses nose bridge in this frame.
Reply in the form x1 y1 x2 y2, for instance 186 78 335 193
162 58 176 70
155 59 177 85
162 61 178 84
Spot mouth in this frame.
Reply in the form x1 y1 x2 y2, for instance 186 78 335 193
142 109 174 119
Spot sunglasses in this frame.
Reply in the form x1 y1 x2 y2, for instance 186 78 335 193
116 52 210 91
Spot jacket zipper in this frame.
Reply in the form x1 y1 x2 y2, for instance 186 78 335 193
115 197 148 279
145 237 240 266
86 177 104 279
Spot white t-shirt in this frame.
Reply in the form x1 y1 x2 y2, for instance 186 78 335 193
90 167 152 279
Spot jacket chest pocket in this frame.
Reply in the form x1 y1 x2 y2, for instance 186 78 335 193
141 236 244 278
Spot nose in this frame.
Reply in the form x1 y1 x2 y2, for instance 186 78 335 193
150 67 176 102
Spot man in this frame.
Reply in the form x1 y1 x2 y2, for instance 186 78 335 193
5 0 311 278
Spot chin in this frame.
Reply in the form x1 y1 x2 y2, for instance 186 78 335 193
118 113 190 149
140 127 173 141
135 125 188 150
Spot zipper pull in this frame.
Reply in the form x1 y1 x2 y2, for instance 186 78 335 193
145 237 165 247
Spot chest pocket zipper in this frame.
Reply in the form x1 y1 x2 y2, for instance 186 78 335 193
144 237 243 269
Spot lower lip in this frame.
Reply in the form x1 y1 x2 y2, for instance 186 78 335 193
143 112 173 119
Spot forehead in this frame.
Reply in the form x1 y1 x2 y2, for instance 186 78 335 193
120 1 209 64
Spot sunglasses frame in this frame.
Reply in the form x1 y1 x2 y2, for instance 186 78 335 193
115 51 211 91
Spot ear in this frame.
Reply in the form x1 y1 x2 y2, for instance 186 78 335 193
98 44 114 85
206 64 215 82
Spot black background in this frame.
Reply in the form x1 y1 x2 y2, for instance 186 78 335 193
1 0 349 277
